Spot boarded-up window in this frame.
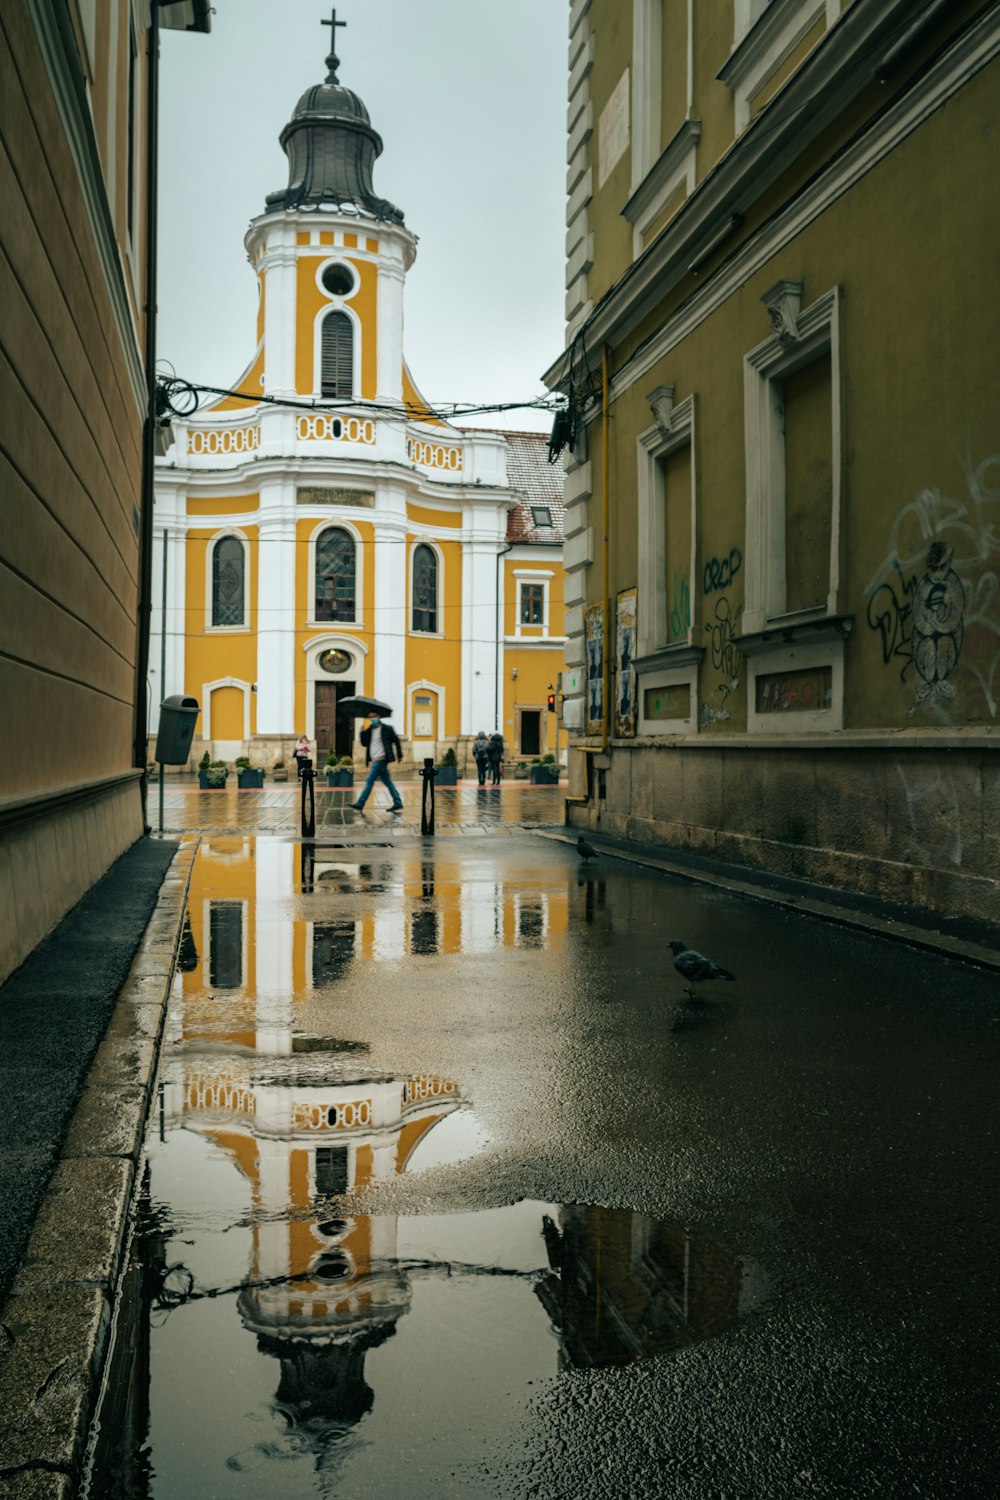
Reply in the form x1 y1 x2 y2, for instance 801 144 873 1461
321 310 354 398
662 444 692 643
782 353 832 613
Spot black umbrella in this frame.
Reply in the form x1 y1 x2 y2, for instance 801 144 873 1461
336 695 394 719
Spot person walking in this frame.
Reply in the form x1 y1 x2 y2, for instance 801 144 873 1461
353 713 404 812
472 731 490 787
487 731 504 786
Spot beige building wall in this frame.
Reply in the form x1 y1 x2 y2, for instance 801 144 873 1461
0 2 151 982
552 0 1000 923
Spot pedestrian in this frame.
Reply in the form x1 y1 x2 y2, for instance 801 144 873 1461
472 730 490 787
293 735 312 777
353 712 404 812
487 730 504 786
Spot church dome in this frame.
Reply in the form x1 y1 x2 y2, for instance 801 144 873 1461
265 43 405 223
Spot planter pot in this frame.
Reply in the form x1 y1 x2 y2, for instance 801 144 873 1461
237 769 264 789
530 766 560 785
326 770 354 787
199 771 228 789
434 766 458 785
271 768 289 782
513 766 529 780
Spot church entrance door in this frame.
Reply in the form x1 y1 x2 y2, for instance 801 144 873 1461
315 680 356 759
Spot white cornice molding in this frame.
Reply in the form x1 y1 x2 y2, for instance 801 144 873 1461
547 0 1000 391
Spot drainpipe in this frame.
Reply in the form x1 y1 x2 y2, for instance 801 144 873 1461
132 0 162 811
601 344 611 752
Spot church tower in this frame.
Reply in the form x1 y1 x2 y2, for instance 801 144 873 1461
153 18 566 772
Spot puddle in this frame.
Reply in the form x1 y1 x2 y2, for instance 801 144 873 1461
84 836 766 1496
86 1190 763 1500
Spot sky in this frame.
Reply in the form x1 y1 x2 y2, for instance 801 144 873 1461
158 0 568 432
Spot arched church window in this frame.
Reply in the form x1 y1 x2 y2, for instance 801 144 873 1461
315 527 356 622
321 310 354 399
412 544 438 633
211 535 245 627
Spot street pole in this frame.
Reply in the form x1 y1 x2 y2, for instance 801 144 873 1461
158 526 167 834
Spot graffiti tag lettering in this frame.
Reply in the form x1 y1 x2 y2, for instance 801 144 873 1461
670 571 691 640
703 548 743 595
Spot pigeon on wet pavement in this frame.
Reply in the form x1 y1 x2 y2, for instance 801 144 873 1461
576 837 598 863
669 939 736 996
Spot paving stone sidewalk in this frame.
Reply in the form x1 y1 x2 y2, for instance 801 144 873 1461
0 836 179 1306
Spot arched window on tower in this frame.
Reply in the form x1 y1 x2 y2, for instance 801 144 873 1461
412 544 438 633
321 310 354 399
315 527 356 622
211 535 246 627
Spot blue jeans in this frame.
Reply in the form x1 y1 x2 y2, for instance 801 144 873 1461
356 758 403 809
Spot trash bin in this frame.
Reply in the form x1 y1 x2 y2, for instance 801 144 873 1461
155 695 200 765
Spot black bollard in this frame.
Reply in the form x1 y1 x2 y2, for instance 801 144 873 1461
420 755 435 836
299 757 316 839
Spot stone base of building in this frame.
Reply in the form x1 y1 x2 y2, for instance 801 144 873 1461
566 738 1000 927
0 772 146 985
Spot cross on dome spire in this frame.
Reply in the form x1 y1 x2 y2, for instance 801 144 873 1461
321 7 347 82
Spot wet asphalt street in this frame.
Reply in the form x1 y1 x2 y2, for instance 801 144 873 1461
89 785 1000 1498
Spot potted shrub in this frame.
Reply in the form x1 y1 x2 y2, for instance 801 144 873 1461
434 746 458 786
235 755 264 790
200 759 228 789
513 761 530 780
530 754 560 785
326 754 354 788
271 759 289 783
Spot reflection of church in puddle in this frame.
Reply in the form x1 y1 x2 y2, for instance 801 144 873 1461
165 837 762 1468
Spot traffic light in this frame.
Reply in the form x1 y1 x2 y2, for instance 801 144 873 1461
546 692 556 713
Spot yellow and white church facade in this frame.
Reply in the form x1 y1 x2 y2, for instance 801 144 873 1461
151 35 566 772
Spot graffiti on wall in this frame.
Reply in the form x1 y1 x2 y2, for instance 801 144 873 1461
700 592 744 727
704 548 743 595
865 456 1000 719
670 571 691 640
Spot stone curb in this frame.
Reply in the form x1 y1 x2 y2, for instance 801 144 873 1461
536 831 1000 973
0 838 199 1498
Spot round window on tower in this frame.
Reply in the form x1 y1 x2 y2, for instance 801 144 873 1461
321 261 357 298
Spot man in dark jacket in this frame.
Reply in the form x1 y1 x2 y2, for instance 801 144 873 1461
353 714 404 812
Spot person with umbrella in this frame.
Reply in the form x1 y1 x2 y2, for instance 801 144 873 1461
350 704 404 813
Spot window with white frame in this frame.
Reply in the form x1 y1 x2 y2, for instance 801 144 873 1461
741 280 848 732
411 543 439 633
636 390 696 658
723 0 844 133
743 281 841 633
314 526 357 622
520 582 544 626
320 310 354 399
209 534 248 628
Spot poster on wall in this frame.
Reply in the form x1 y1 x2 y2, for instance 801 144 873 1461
584 603 604 735
615 587 637 737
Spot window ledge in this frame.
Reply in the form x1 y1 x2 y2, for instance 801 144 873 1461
622 119 702 227
634 643 705 672
737 613 852 657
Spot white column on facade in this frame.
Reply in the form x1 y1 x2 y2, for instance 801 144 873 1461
373 482 408 715
256 476 297 733
256 222 298 400
375 243 406 405
461 509 505 736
